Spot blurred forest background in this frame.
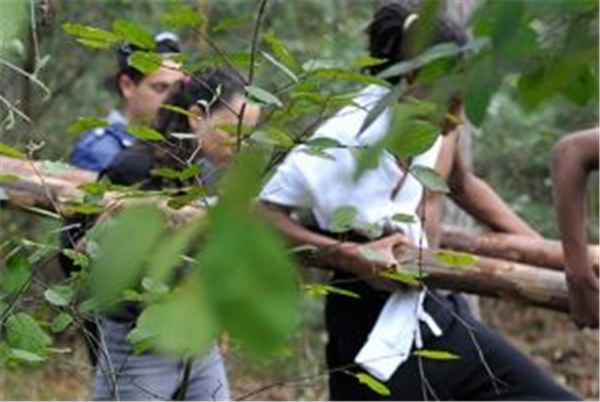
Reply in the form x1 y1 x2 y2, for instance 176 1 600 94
0 0 598 400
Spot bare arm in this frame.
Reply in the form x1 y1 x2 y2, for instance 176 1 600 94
551 128 599 328
259 201 408 292
447 140 541 238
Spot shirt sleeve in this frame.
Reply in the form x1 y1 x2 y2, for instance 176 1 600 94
259 151 314 209
70 131 123 172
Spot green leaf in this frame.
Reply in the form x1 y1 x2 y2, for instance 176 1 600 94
391 213 417 224
314 68 389 87
126 326 158 354
411 165 449 194
0 255 31 294
161 104 197 119
199 149 300 354
246 86 283 108
380 270 422 287
378 39 489 80
358 83 405 136
355 373 391 396
304 284 360 299
263 32 300 73
464 56 503 127
10 348 46 363
413 349 460 360
75 38 113 49
89 204 165 307
51 313 73 333
112 19 155 50
151 165 201 181
66 117 107 135
146 219 203 284
6 313 52 357
389 119 440 159
160 3 205 28
62 22 119 45
127 51 163 75
44 285 74 307
131 281 216 356
251 129 295 149
304 137 344 150
329 206 358 233
433 250 478 268
62 203 104 215
0 142 26 159
61 248 90 268
127 124 164 141
0 174 18 184
262 52 299 83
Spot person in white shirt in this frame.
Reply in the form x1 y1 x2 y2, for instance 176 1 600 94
259 2 579 400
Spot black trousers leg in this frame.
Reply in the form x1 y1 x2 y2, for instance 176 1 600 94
326 288 580 401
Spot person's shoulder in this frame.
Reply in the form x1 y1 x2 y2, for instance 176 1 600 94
103 144 154 186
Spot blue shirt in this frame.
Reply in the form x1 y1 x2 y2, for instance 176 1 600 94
69 112 136 172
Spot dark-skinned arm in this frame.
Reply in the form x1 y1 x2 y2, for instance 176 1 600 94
447 139 541 238
551 128 599 328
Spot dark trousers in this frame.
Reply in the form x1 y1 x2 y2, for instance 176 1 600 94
325 273 580 401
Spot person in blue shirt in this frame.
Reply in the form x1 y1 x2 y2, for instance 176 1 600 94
69 32 184 171
60 32 184 367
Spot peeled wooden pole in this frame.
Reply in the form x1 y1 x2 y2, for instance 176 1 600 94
440 226 599 274
399 248 569 312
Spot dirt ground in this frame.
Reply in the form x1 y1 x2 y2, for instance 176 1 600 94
0 298 597 400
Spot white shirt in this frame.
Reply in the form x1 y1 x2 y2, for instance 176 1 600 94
260 85 443 381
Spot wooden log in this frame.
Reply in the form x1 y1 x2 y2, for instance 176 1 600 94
398 248 569 312
0 156 581 313
0 156 96 211
440 226 599 274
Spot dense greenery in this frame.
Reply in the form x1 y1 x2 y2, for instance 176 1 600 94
0 0 598 398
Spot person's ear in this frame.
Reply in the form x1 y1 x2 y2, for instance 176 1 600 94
188 104 205 133
119 75 137 100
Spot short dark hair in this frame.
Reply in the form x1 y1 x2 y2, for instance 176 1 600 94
366 1 468 82
114 32 182 94
150 67 247 171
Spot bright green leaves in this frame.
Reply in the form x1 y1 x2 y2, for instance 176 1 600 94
127 51 165 75
198 149 300 355
329 206 358 233
434 250 478 268
246 86 284 108
51 313 74 333
5 313 52 362
410 165 449 194
250 128 295 149
414 349 460 360
62 23 120 49
126 124 164 141
112 19 155 50
160 2 205 29
0 255 31 294
128 281 216 356
43 285 74 307
355 373 391 396
66 117 108 135
386 101 440 159
304 284 360 299
89 205 166 307
0 142 26 159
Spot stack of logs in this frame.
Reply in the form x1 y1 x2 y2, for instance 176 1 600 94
1 155 598 313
